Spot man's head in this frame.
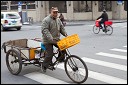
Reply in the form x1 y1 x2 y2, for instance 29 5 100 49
50 7 59 19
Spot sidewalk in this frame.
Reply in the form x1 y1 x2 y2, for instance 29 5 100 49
27 19 127 26
112 20 127 23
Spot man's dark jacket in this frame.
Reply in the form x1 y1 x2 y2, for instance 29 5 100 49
97 12 108 22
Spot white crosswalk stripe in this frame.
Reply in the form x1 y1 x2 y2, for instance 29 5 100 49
24 72 69 84
23 45 127 84
88 70 127 84
81 57 127 71
96 52 127 60
123 46 127 48
110 48 127 52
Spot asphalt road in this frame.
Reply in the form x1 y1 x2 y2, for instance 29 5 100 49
1 22 127 84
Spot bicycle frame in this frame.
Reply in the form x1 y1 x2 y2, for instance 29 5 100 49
48 48 80 72
50 49 71 67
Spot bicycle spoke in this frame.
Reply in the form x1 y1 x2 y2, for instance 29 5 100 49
8 52 20 73
70 71 74 77
93 26 100 34
78 69 85 76
76 71 81 81
72 72 76 81
106 26 113 35
6 49 22 75
77 72 81 81
78 71 84 76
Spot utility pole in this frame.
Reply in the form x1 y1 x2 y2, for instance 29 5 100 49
117 0 123 20
18 1 22 23
25 1 28 22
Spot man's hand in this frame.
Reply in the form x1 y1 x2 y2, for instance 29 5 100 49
51 39 60 45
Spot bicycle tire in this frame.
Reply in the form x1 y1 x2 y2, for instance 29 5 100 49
105 25 113 35
93 25 100 34
6 49 22 75
64 55 88 83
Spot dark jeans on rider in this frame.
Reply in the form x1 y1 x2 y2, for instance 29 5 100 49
42 43 66 68
99 20 106 30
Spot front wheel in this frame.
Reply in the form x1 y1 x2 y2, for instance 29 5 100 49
6 49 22 75
93 25 100 34
64 55 88 83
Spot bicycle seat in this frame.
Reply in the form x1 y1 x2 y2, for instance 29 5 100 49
41 43 46 50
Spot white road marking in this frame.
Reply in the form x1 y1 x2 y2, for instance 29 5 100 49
24 72 69 84
57 64 127 84
88 70 127 84
112 23 124 27
110 48 127 53
86 25 94 26
122 26 127 28
81 57 127 71
23 26 41 28
96 52 127 60
123 46 127 48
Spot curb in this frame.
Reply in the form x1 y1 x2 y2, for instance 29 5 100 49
26 20 127 26
66 24 85 26
113 21 127 23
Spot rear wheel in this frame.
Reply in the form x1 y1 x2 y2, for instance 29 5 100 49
105 25 113 35
93 25 100 34
17 27 21 30
64 55 88 83
6 49 22 75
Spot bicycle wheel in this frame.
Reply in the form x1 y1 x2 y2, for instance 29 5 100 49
105 25 113 35
93 25 100 34
6 49 22 75
64 55 88 83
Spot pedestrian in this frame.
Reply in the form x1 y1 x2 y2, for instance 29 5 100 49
59 13 65 26
41 7 68 72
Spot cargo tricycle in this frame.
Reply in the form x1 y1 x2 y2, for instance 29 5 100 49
2 34 88 84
